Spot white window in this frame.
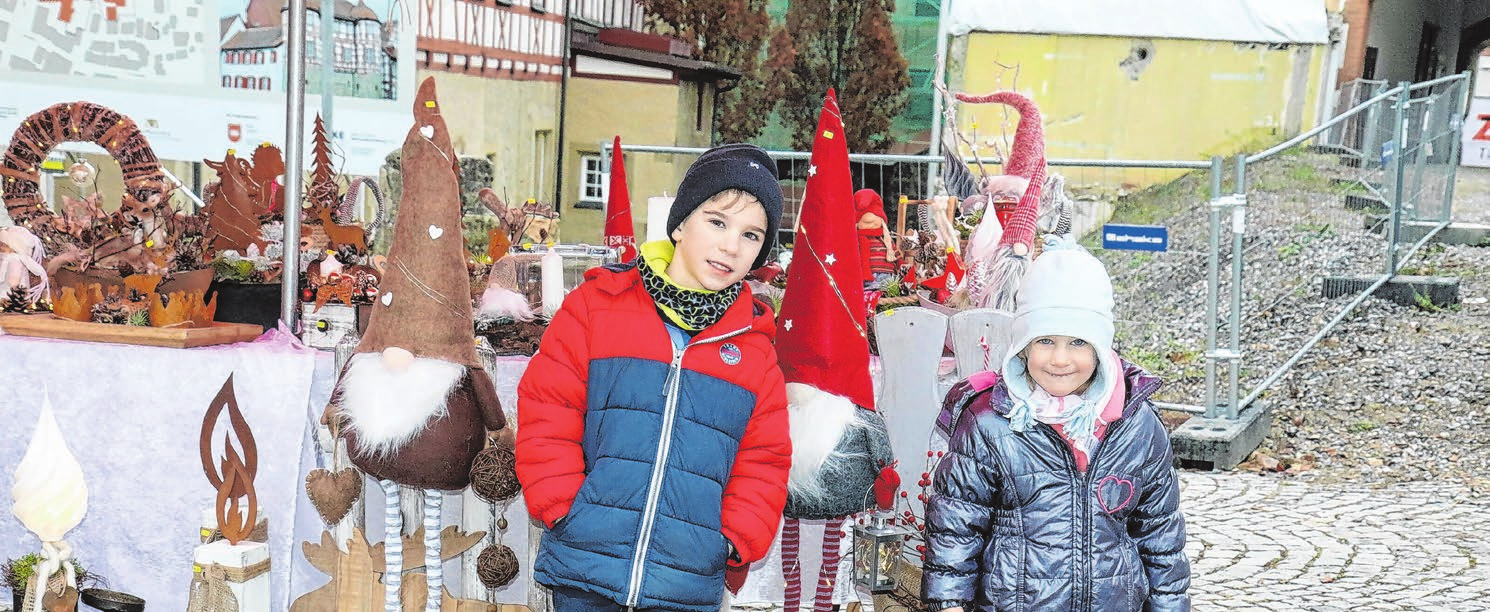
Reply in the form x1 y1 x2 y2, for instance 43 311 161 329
580 154 605 204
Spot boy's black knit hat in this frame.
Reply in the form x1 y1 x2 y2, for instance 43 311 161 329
667 143 782 271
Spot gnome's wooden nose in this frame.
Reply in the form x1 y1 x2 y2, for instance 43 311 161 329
382 346 415 371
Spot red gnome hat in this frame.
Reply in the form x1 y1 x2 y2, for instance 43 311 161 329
603 135 638 262
774 89 895 612
777 89 874 412
954 90 1047 310
955 90 1045 250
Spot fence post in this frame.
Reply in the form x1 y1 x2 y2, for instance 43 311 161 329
1386 82 1411 274
1409 96 1433 222
1204 156 1224 419
1226 155 1247 420
1442 73 1471 223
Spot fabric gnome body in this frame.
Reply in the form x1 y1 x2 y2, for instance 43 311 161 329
853 189 897 287
775 90 896 612
327 77 507 612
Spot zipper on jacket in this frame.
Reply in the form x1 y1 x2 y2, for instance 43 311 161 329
625 325 751 607
1084 416 1134 610
1036 416 1131 611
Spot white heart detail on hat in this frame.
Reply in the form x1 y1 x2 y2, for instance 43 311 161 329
428 225 444 239
380 292 393 306
419 125 435 139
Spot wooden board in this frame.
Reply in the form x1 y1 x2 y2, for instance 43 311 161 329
0 314 263 349
873 306 950 524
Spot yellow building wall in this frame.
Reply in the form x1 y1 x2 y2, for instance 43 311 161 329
954 33 1326 188
418 71 562 205
559 77 714 244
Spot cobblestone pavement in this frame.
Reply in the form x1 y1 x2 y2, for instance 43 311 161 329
1182 471 1490 610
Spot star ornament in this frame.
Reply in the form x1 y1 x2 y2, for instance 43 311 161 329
824 253 836 266
784 319 794 331
808 165 818 177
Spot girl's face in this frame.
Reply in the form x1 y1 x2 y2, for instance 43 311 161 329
668 191 767 291
1022 335 1099 397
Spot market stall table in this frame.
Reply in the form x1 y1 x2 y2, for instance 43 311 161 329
0 329 329 611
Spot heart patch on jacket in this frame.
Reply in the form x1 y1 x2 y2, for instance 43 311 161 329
1095 474 1135 515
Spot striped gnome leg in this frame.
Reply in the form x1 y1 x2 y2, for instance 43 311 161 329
380 479 403 612
782 517 803 612
424 489 443 612
811 517 846 612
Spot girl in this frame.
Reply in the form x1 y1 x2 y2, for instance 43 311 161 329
923 236 1191 612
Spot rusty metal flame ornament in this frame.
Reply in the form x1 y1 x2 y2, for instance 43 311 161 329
216 443 257 545
200 375 258 545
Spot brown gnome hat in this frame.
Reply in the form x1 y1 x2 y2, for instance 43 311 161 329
356 77 478 368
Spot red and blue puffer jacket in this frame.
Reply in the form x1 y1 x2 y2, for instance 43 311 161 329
516 262 792 612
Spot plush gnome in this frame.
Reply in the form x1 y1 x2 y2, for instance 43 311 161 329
0 225 48 308
951 91 1047 311
853 189 897 286
326 77 507 612
775 90 896 612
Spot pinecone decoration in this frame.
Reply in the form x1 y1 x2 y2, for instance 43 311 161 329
2 285 31 312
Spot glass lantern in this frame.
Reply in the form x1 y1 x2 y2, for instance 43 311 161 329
852 511 915 593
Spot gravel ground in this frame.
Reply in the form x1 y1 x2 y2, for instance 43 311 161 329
1094 154 1490 492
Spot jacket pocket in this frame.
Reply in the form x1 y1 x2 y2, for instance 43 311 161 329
983 536 1019 611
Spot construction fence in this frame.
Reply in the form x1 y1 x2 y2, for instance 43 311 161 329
603 71 1471 420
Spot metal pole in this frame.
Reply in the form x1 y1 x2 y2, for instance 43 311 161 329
1409 98 1431 221
1443 73 1471 223
1228 154 1246 420
926 0 954 198
1203 156 1223 419
553 0 574 213
1387 81 1410 274
281 0 307 330
319 0 335 132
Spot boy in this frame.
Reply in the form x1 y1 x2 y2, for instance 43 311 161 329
516 143 792 612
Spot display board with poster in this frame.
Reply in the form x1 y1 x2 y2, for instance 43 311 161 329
1461 97 1490 168
0 0 416 177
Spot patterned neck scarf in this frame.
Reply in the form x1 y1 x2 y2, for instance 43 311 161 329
636 240 741 332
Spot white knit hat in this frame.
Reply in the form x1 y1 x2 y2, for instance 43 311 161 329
1000 235 1119 447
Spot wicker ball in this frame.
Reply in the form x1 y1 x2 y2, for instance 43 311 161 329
476 544 519 589
470 446 520 503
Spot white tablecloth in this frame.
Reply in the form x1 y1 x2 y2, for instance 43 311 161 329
0 328 960 611
0 329 328 611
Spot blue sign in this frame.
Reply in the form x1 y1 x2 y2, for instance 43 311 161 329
1381 140 1395 166
1101 224 1169 252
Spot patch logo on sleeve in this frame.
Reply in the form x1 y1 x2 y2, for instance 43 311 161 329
719 343 742 366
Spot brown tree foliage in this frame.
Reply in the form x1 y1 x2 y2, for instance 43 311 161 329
764 0 910 152
640 0 773 142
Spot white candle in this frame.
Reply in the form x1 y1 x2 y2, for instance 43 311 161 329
541 248 564 317
646 196 675 243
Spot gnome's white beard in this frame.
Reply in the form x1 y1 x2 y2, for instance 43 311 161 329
338 352 465 459
786 382 871 503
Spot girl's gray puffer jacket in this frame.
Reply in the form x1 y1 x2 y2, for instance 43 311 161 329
922 360 1190 612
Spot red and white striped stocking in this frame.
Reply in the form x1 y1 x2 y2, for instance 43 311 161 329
812 517 846 612
782 517 803 611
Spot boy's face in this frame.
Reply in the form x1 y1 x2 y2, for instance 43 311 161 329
668 192 768 291
1021 335 1099 397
